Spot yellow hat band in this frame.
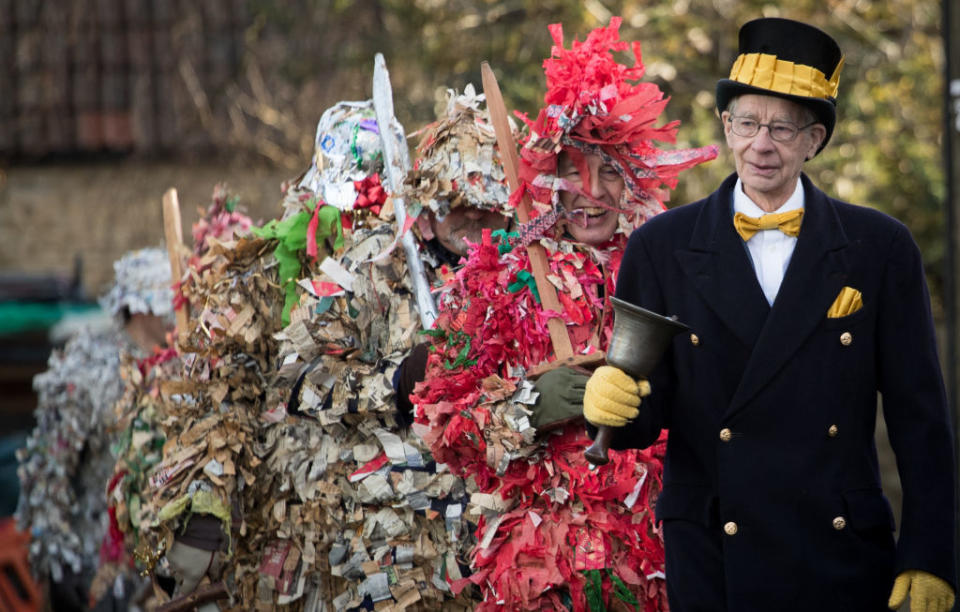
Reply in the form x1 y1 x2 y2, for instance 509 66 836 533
728 52 843 100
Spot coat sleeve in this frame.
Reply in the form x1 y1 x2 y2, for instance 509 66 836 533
392 342 430 427
587 227 674 451
876 225 957 588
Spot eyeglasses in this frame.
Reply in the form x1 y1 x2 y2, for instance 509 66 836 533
727 115 818 143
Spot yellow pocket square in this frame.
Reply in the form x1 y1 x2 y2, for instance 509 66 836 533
827 286 863 318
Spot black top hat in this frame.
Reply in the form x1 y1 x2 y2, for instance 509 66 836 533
716 18 843 151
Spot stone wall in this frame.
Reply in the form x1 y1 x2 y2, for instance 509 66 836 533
1 159 290 298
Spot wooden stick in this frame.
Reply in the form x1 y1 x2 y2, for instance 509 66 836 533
155 581 228 612
481 62 574 361
162 188 189 336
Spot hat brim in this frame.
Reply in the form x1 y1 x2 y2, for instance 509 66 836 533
716 79 836 152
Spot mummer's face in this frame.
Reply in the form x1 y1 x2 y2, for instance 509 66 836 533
557 150 623 246
430 206 510 256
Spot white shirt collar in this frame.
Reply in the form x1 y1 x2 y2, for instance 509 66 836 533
733 177 805 218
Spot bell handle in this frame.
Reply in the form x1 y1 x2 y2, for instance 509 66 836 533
583 425 613 466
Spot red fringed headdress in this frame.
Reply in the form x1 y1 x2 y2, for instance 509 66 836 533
511 17 717 235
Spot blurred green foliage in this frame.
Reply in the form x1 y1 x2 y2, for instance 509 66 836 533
238 0 945 312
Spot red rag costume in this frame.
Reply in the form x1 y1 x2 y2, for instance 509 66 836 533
411 18 717 611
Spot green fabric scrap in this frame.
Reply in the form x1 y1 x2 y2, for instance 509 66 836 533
347 297 360 319
315 296 334 315
157 493 192 522
608 570 639 608
251 200 343 325
582 568 639 612
507 269 541 304
491 228 520 255
443 331 476 369
584 569 604 612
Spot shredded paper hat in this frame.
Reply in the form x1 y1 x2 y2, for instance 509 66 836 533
99 247 174 319
298 100 385 211
405 85 513 218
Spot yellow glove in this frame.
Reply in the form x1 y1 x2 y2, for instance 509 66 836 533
888 570 955 612
583 365 651 427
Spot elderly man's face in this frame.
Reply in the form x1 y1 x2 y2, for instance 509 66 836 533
722 94 826 212
124 311 170 352
430 206 510 257
557 151 624 245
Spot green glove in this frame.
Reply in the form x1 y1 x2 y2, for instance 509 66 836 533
531 367 589 429
888 569 955 612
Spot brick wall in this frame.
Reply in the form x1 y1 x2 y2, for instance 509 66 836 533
1 0 246 158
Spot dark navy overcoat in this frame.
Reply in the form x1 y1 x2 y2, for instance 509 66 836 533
604 173 956 611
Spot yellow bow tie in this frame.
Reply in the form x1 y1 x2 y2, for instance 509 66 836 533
734 209 804 241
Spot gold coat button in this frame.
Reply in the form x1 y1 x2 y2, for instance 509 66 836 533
723 521 738 535
828 424 839 437
719 428 732 442
832 516 847 530
690 333 700 346
840 332 853 346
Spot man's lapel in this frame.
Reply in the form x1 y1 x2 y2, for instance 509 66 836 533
727 174 850 416
675 174 770 349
